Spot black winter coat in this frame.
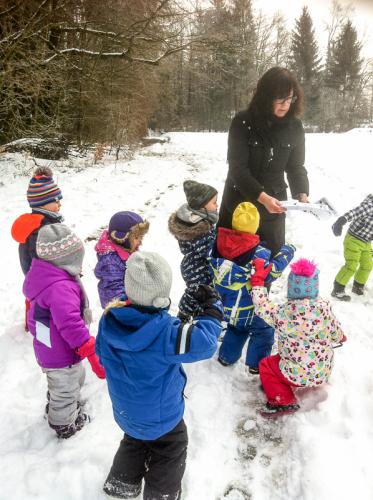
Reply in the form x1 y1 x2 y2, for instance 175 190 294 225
219 109 309 229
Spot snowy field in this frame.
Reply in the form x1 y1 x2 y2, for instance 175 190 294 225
1 130 373 500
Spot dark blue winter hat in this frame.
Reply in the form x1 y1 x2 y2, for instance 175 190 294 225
108 211 147 247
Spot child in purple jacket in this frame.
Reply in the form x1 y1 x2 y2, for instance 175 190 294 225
94 211 149 308
23 224 105 439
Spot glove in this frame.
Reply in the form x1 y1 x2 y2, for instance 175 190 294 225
76 336 106 379
192 284 224 322
177 310 190 322
251 259 273 287
332 216 347 236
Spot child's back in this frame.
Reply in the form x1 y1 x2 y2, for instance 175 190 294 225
255 293 343 386
23 224 105 438
96 251 223 500
251 258 345 416
210 224 294 329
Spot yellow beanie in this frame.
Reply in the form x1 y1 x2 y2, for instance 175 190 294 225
232 202 260 234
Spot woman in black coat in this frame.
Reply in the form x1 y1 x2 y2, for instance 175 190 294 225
219 67 309 254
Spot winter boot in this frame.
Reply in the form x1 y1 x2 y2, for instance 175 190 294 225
50 410 90 439
248 366 259 375
352 280 365 296
331 281 351 302
103 473 141 499
217 357 231 367
260 402 300 418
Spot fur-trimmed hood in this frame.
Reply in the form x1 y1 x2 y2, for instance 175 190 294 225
168 212 213 241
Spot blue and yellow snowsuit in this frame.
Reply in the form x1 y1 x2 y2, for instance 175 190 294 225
210 227 294 369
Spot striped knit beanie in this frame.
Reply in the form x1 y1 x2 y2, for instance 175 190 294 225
27 167 62 208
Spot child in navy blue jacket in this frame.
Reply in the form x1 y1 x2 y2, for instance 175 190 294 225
168 179 218 321
96 251 223 500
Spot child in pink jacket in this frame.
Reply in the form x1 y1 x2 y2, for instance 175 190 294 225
251 258 346 416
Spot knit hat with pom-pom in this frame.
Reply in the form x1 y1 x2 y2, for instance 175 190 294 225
27 166 62 208
287 258 319 300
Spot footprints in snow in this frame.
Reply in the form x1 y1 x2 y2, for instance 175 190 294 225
144 184 176 208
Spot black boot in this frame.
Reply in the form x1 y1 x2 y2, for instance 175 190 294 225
50 410 90 439
331 281 351 302
103 473 141 499
352 280 365 296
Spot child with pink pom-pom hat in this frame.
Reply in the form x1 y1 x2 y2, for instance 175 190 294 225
250 257 346 416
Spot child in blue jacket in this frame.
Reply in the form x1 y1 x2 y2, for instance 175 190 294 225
209 202 295 373
96 251 223 500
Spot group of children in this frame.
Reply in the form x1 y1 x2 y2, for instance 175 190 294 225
11 166 372 499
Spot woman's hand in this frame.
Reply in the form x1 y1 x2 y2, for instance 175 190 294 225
257 192 286 214
297 193 309 203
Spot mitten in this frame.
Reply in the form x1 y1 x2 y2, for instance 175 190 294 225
332 216 347 236
193 284 224 322
177 310 191 323
76 336 106 379
251 259 273 287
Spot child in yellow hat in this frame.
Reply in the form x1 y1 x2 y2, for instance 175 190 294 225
209 202 295 373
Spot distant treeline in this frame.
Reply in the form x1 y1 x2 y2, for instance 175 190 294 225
1 0 372 146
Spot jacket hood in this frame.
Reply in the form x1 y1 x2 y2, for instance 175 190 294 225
95 229 130 260
101 305 172 352
168 212 212 241
23 258 74 299
217 227 260 259
11 213 45 243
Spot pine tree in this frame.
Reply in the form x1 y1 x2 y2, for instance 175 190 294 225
290 6 322 128
327 19 362 92
326 19 364 130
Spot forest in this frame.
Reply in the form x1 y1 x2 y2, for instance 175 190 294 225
0 0 372 147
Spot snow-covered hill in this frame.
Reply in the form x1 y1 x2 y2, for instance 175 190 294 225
1 131 372 500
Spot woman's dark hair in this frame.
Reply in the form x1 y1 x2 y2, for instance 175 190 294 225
248 67 304 125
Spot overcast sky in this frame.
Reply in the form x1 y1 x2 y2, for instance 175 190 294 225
254 0 373 59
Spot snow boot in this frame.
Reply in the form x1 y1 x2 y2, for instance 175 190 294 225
260 402 300 418
50 410 90 439
248 366 259 375
103 473 141 499
331 281 351 301
217 357 231 367
352 280 365 296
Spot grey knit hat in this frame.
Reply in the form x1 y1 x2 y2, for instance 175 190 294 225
36 223 84 276
183 180 217 210
125 251 172 309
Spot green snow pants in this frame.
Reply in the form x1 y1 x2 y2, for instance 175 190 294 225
335 233 373 286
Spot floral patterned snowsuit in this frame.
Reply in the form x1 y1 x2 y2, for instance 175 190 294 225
252 287 345 406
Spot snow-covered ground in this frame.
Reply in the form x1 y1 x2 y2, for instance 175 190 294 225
1 131 373 500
